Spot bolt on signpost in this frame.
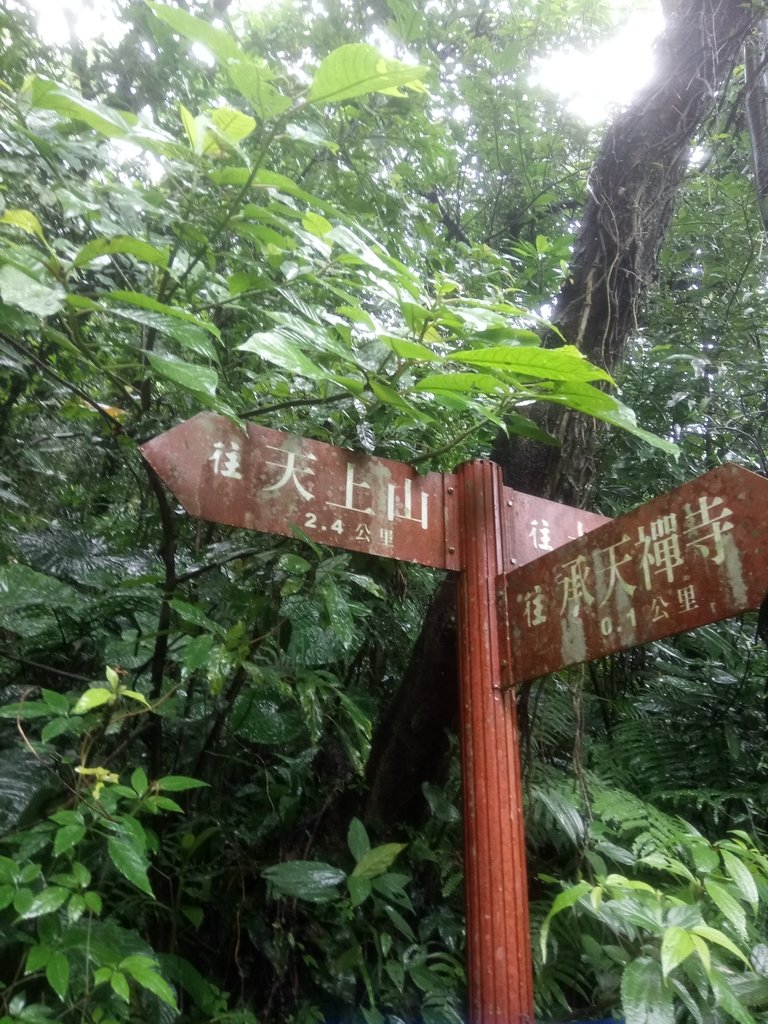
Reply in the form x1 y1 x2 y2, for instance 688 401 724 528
142 412 767 1024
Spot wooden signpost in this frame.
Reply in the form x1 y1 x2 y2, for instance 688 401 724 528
141 412 767 1024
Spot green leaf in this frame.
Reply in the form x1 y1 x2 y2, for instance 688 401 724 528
84 890 102 914
620 956 673 1024
691 934 711 977
101 290 221 337
239 330 328 379
46 951 69 1000
410 963 441 993
704 879 748 938
691 925 750 964
110 970 131 1002
13 887 34 915
540 381 679 456
262 860 346 902
449 344 613 383
72 236 169 269
411 372 506 395
169 598 222 633
351 842 406 880
369 379 428 419
347 874 372 908
721 850 759 911
308 44 428 104
107 837 154 896
131 768 149 795
147 2 243 62
710 968 758 1024
226 60 292 120
347 818 370 862
21 75 137 137
72 688 114 714
182 634 215 671
0 265 66 317
26 944 51 974
0 209 47 244
122 689 150 707
210 106 256 144
540 880 592 959
179 103 200 151
381 336 436 360
156 775 209 792
119 955 177 1009
19 886 70 919
661 925 694 978
41 689 69 715
147 353 218 398
382 903 415 940
54 825 86 857
102 304 218 360
302 211 333 236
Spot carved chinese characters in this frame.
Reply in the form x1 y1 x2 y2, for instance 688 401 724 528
140 413 458 569
499 465 768 686
501 487 610 569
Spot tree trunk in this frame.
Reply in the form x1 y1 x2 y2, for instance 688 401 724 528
745 20 768 234
365 0 759 828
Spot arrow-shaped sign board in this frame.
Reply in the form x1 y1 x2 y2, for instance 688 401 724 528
140 412 460 570
498 464 768 686
140 413 610 571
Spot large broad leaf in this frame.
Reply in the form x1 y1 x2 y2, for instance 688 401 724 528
308 44 427 104
347 818 371 862
103 305 217 360
209 106 256 145
710 968 758 1024
262 860 346 902
660 925 695 978
239 330 328 379
119 956 177 1010
0 209 47 244
226 61 292 121
0 265 66 317
721 850 759 911
147 2 243 63
704 879 748 939
72 236 170 269
107 836 154 896
21 75 136 137
620 956 674 1024
410 372 508 395
539 381 679 456
101 290 221 338
449 343 613 383
147 353 218 397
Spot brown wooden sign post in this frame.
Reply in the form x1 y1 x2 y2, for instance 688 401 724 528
143 413 768 1022
141 412 611 1024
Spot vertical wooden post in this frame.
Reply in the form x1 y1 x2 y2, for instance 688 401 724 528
456 460 534 1024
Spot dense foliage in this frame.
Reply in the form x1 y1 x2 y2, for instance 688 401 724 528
1 1 768 1022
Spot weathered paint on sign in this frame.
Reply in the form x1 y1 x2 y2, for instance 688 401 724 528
140 412 460 570
502 486 610 569
499 464 768 686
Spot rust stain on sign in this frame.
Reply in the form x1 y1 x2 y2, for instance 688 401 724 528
498 465 768 686
140 412 460 570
